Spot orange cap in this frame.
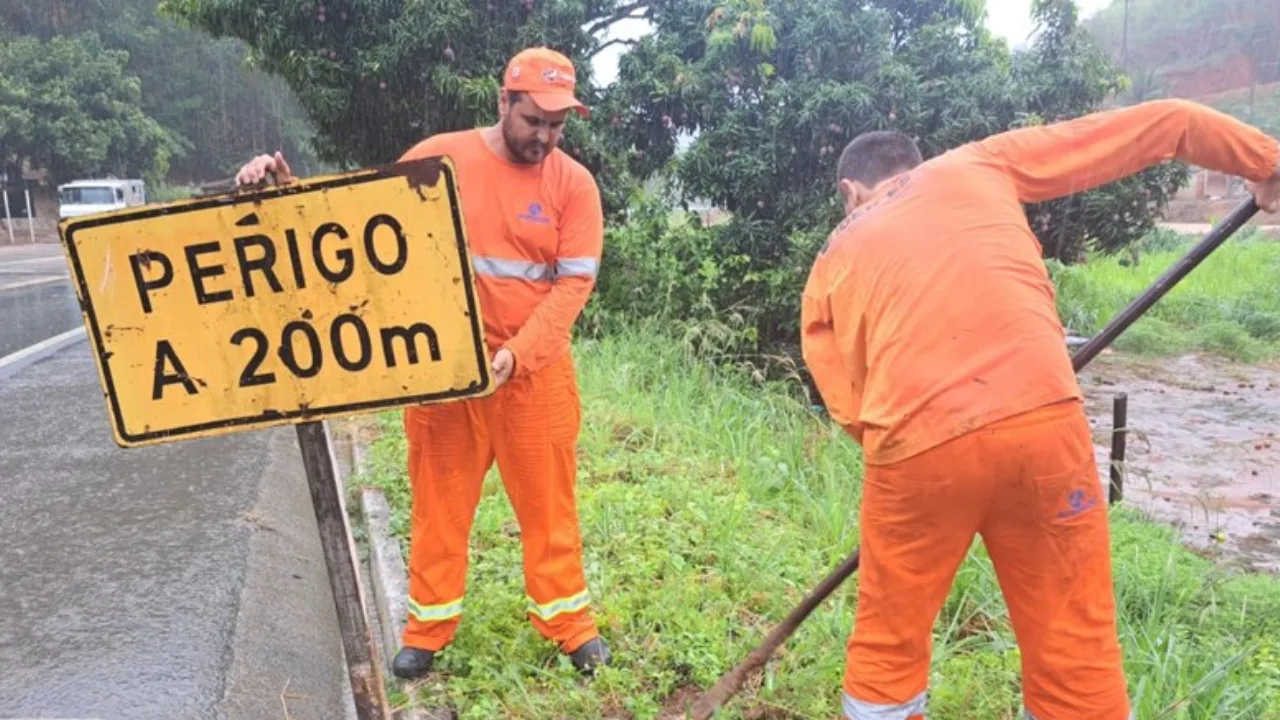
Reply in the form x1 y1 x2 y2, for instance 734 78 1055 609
503 47 589 119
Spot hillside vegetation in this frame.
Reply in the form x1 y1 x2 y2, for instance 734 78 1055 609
1201 81 1280 139
1084 0 1280 107
0 0 321 186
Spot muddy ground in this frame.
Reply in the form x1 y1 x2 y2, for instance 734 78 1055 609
1080 352 1280 573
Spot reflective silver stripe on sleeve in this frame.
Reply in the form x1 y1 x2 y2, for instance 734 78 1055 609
843 691 927 720
472 255 553 283
555 257 599 278
472 255 598 283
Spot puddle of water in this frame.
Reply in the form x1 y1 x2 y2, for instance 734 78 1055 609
1080 353 1280 573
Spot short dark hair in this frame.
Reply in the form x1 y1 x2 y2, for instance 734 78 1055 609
836 131 922 188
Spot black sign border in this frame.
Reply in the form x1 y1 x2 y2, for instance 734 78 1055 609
61 157 491 446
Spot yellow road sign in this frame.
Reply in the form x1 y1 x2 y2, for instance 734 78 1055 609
59 157 492 448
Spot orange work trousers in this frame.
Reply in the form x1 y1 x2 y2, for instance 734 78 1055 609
400 352 598 655
843 400 1131 720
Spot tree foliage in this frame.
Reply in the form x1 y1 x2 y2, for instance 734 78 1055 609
158 0 1190 352
0 0 321 184
160 0 646 214
592 0 1188 350
1015 0 1189 262
0 32 176 184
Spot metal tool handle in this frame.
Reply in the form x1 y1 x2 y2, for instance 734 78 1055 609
1071 197 1260 371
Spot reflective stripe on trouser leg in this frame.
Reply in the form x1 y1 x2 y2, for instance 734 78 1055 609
408 597 464 623
489 353 598 653
400 399 494 652
844 692 927 719
526 589 591 622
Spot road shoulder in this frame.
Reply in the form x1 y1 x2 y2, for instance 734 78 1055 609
215 426 353 720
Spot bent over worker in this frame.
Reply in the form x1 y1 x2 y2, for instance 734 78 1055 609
801 99 1280 720
235 47 610 678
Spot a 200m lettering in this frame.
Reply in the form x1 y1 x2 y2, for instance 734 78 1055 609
150 314 441 399
230 314 441 387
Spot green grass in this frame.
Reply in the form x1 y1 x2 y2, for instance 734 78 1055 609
146 183 202 203
355 323 1280 719
1051 229 1280 363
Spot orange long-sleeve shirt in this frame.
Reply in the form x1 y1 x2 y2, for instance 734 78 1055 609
802 99 1279 466
399 129 603 378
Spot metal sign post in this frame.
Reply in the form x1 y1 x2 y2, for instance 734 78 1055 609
3 189 13 243
57 157 494 720
25 189 35 243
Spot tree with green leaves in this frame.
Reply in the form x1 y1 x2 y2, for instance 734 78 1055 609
0 0 321 184
161 0 649 215
1013 0 1189 262
592 0 1187 348
0 32 176 185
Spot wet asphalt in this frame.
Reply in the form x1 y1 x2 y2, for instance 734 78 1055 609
0 250 352 720
0 282 81 357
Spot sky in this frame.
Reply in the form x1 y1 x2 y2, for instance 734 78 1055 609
592 0 1118 86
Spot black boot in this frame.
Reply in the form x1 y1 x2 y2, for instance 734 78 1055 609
567 637 611 675
392 647 436 679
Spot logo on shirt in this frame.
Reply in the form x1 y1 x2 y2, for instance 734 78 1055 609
518 202 551 225
1057 487 1098 520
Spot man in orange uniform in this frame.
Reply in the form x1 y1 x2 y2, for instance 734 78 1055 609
800 99 1280 720
235 48 610 678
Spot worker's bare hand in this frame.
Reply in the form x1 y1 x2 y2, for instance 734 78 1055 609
235 151 294 187
492 348 515 388
1247 172 1280 213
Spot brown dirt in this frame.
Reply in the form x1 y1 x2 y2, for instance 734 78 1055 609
659 685 702 719
1079 353 1280 573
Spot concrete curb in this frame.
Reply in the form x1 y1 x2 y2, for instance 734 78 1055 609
360 487 410 672
0 327 85 381
349 432 455 720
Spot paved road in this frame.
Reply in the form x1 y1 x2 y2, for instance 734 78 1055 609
0 254 353 720
0 243 68 293
0 282 81 358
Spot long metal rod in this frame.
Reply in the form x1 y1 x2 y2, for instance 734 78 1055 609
1071 198 1260 371
688 197 1262 719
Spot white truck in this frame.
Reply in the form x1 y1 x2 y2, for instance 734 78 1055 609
57 178 146 219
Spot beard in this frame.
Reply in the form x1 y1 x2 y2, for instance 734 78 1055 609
501 118 553 164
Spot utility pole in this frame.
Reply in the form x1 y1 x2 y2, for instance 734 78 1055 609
1121 0 1130 69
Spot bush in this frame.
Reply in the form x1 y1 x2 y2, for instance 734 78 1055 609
588 192 824 363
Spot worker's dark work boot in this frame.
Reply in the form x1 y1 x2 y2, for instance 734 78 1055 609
392 647 435 679
567 637 611 675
